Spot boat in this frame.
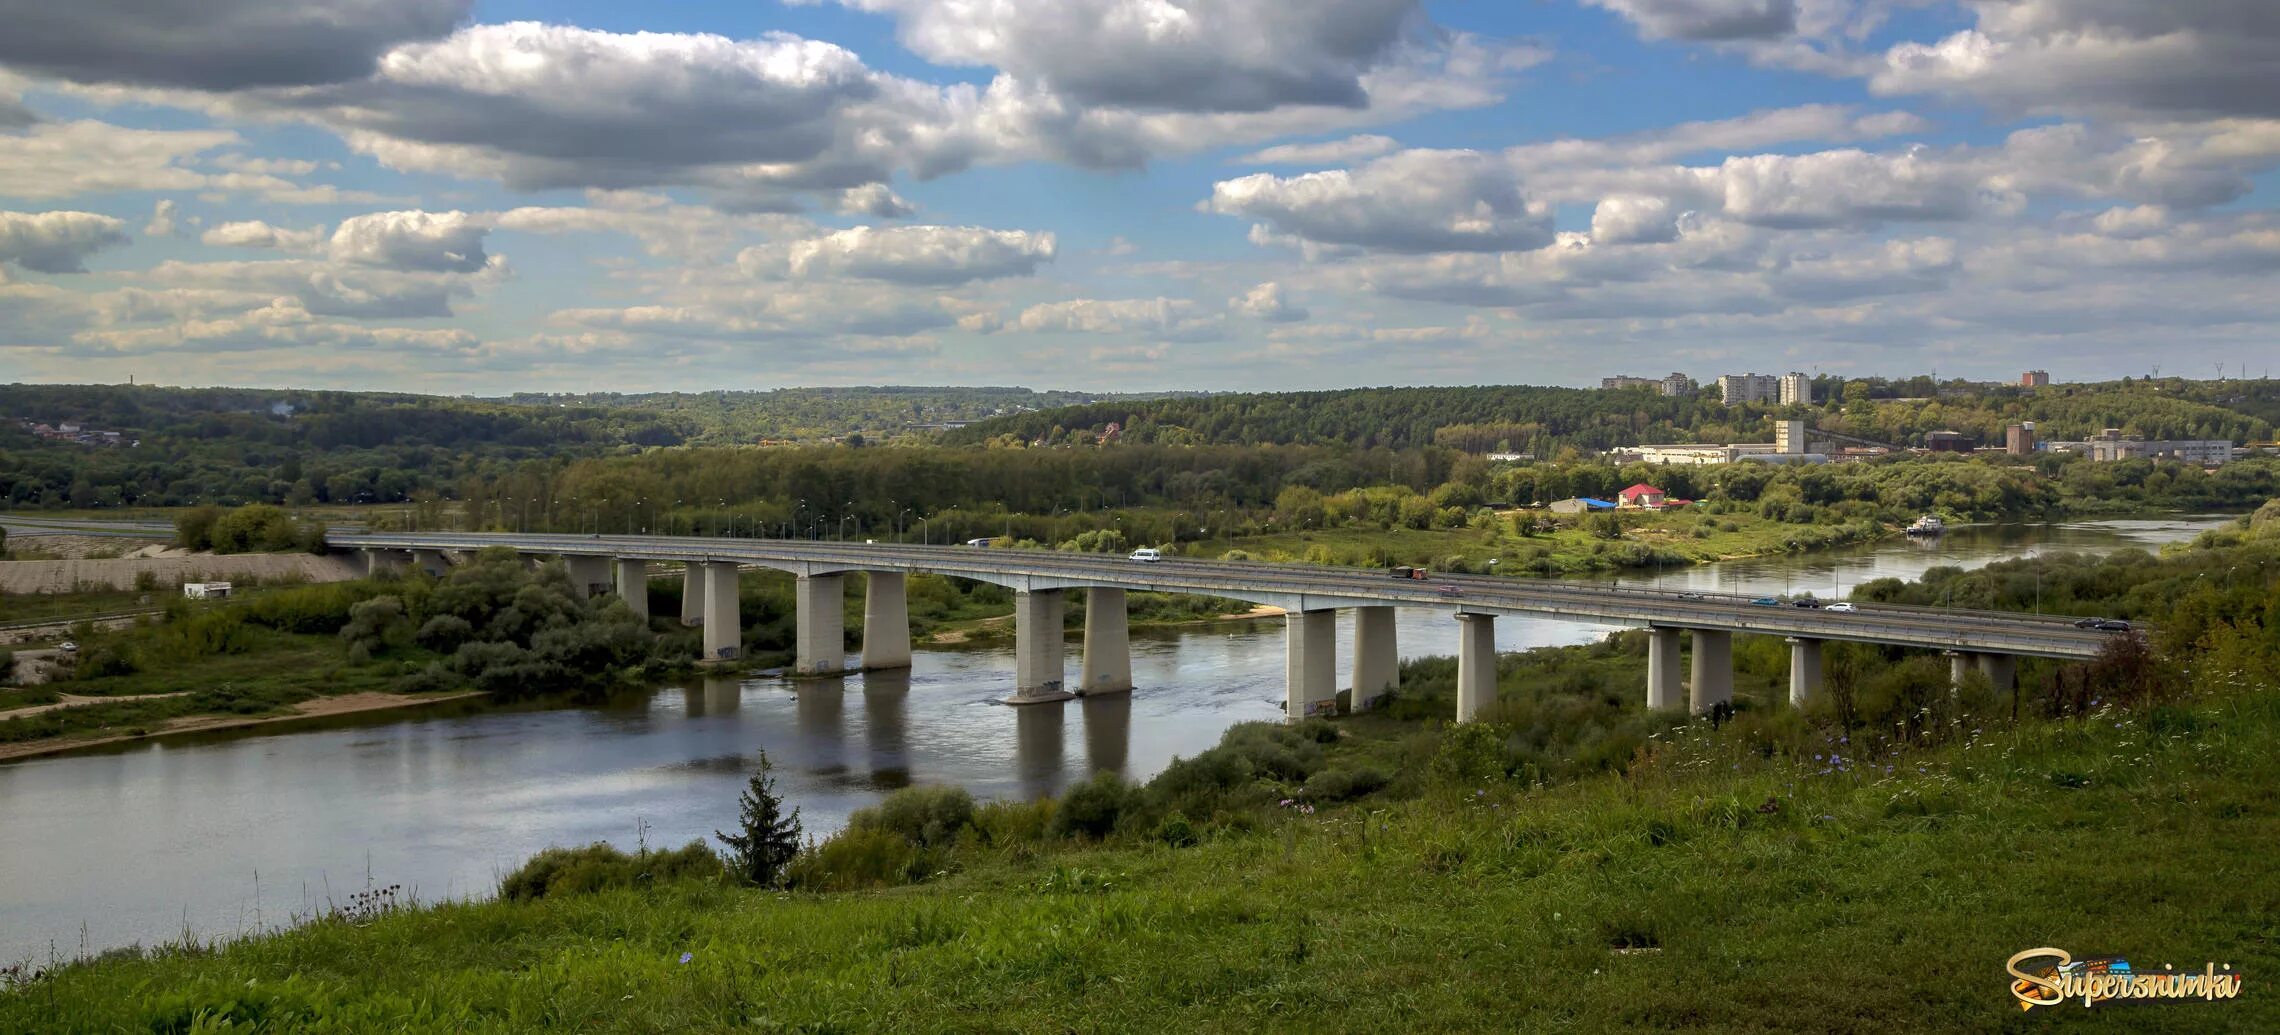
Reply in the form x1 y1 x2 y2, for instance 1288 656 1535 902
1905 514 1946 536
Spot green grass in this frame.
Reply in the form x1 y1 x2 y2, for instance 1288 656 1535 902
7 681 2273 1031
0 589 163 626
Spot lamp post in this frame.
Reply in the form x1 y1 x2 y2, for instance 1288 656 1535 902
915 515 931 545
898 507 912 543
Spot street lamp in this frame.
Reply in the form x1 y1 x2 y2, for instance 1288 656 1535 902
915 514 931 545
898 507 912 543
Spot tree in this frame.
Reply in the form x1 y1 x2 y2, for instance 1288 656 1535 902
717 750 802 886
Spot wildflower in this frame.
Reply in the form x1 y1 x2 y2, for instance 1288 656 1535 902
679 952 694 965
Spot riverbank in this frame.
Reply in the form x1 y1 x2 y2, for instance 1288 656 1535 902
8 676 2271 1030
0 690 485 763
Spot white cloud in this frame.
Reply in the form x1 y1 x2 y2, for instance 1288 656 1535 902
1873 2 2280 120
0 120 237 200
1209 149 1551 252
835 183 916 218
0 210 131 273
813 0 1428 113
1703 147 1996 228
1230 281 1308 321
139 256 504 319
742 225 1057 285
1590 195 1680 244
142 200 179 237
328 210 491 272
1008 297 1220 338
202 220 329 252
1236 135 1400 165
1583 0 1799 41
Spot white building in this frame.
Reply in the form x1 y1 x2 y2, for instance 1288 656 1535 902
1777 372 1812 405
183 582 233 599
1717 373 1780 405
1658 372 1695 397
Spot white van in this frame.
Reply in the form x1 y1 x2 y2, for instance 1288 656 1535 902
1128 547 1163 563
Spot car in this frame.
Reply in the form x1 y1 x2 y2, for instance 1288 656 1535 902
1791 598 1824 609
1388 565 1417 579
2093 619 2133 632
1128 547 1163 563
1436 584 1462 596
1749 597 1781 607
1824 602 1857 613
966 537 994 548
1675 591 1706 601
58 641 79 653
2072 617 2107 629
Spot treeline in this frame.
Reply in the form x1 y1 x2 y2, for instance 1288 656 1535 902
500 386 1190 445
948 379 2280 453
0 383 690 509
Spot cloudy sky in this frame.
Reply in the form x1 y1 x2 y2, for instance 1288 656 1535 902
2 1 2276 393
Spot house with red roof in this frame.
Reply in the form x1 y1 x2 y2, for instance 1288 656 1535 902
1617 483 1668 509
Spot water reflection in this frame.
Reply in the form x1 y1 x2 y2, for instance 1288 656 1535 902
0 514 2234 963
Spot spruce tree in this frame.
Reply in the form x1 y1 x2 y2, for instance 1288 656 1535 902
716 750 802 886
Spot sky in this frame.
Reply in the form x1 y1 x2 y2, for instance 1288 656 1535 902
1 1 2276 394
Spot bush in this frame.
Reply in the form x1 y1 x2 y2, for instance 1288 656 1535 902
1051 771 1135 840
1154 811 1199 847
499 841 720 901
1303 765 1391 802
75 646 137 679
1429 721 1512 786
415 615 475 652
849 785 975 849
786 828 926 891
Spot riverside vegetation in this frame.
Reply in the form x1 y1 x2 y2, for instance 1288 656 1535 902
6 502 2279 1030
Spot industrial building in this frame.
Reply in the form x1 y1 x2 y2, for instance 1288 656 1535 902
2005 422 2037 456
2043 429 2233 465
1925 430 1972 452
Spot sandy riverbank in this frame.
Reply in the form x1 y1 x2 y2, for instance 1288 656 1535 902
0 691 485 764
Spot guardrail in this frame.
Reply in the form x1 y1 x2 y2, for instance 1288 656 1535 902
332 532 2119 660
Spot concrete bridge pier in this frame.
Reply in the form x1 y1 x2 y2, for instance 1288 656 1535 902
1285 609 1337 719
1009 589 1070 703
795 574 844 675
362 548 409 576
1975 652 2017 692
1645 627 1683 709
1350 605 1399 712
1078 587 1132 695
562 555 613 598
1689 629 1733 714
615 559 650 620
680 565 705 626
1455 613 1498 722
862 572 912 671
702 562 742 661
1948 651 1972 688
411 549 450 577
1787 637 1823 707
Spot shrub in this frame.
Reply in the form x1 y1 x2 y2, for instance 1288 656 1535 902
76 646 137 679
499 841 720 901
786 829 926 891
850 785 975 849
1429 721 1512 786
415 615 475 652
1153 811 1199 847
971 798 1055 846
1303 765 1391 802
1051 771 1135 840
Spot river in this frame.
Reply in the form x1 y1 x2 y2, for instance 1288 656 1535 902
0 514 2231 962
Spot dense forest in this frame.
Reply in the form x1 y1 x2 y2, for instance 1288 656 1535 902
499 387 1192 444
948 378 2280 453
0 384 690 508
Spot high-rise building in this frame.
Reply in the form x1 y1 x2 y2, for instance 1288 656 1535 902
1658 372 1695 397
2020 370 2050 387
1777 372 1812 405
1717 373 1780 405
1600 375 1661 391
1774 420 1808 454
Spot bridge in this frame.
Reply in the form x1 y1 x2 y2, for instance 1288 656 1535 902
329 532 2118 722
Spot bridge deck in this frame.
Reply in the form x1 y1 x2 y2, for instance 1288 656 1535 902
330 533 2120 660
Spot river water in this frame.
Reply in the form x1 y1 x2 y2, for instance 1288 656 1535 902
0 515 2231 962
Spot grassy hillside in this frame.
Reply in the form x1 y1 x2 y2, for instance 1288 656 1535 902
6 676 2272 1031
